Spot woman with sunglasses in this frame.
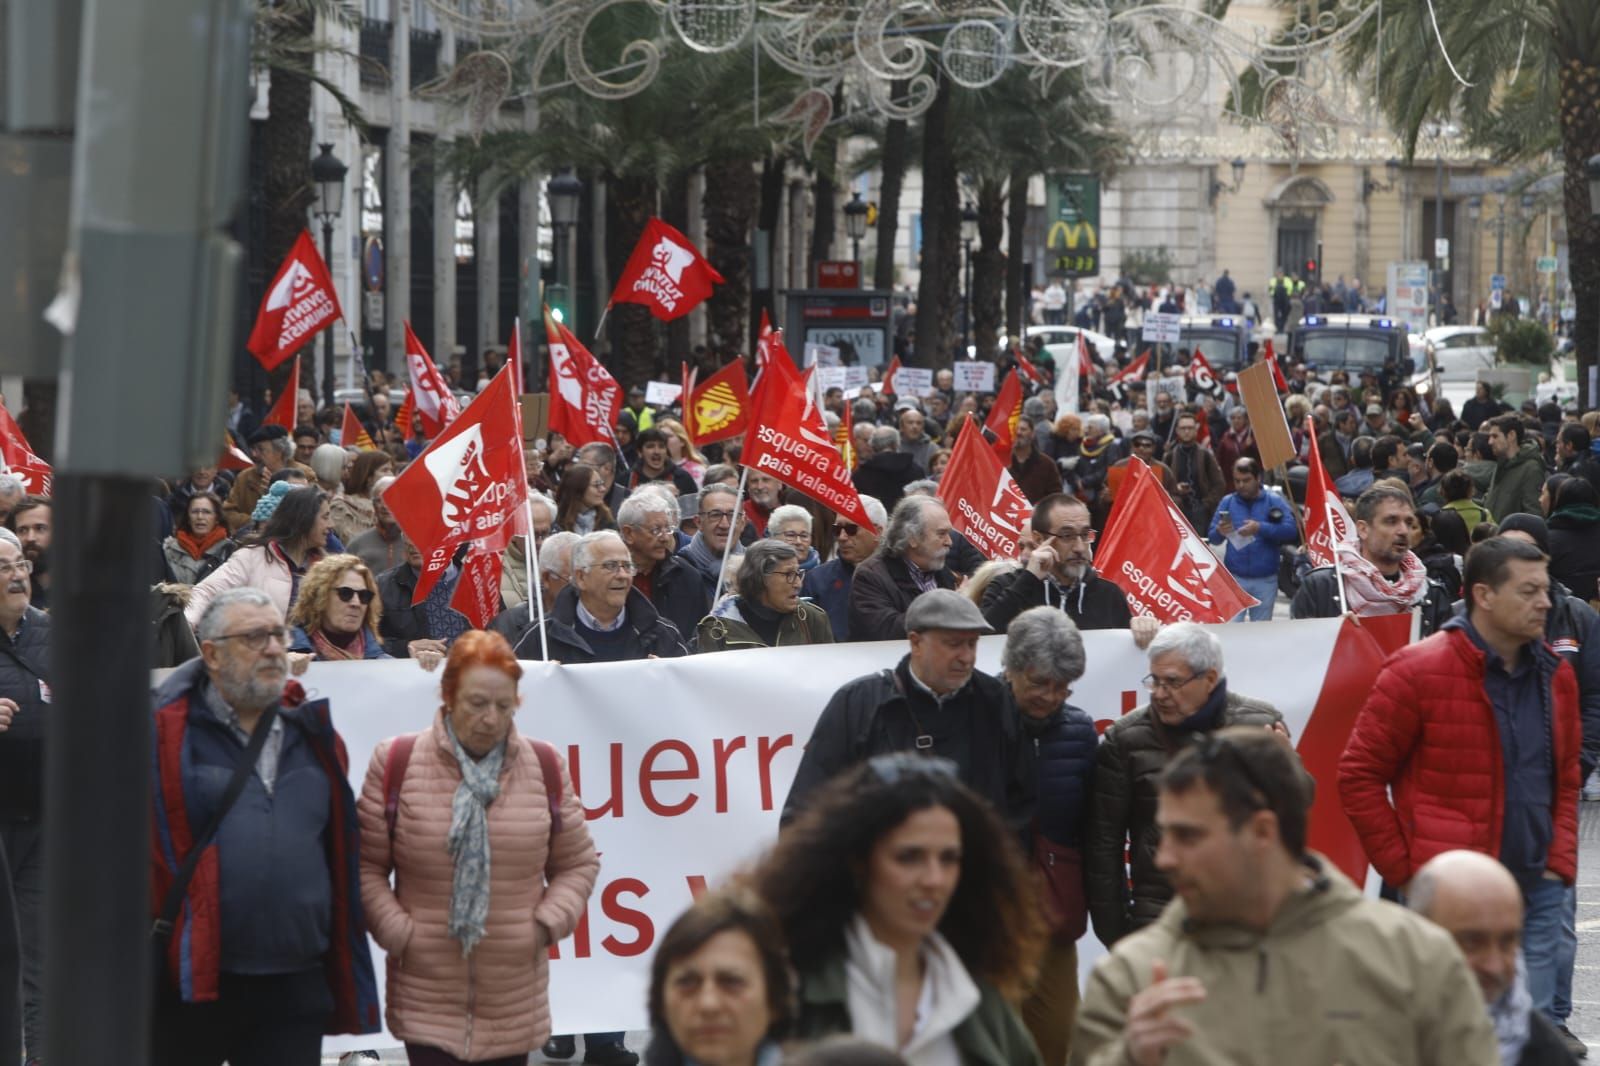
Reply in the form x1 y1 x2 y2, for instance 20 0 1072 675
695 539 833 653
751 753 1043 1066
286 554 390 668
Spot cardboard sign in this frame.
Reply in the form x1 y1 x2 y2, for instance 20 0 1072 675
952 361 996 393
1237 362 1295 469
892 366 934 396
644 380 683 407
1141 312 1182 344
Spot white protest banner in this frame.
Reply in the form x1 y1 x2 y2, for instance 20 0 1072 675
1141 312 1182 344
803 342 841 368
892 366 934 396
951 361 996 393
308 616 1405 1055
644 380 683 407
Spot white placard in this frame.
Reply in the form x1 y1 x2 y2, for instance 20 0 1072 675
1141 312 1182 344
803 342 841 368
891 366 934 397
952 361 996 393
644 381 682 406
841 366 869 394
814 366 849 393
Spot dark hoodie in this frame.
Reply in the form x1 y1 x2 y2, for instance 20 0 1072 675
852 451 925 513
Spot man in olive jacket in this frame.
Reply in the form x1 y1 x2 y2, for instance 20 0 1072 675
1085 622 1290 946
1485 414 1548 520
1072 727 1496 1066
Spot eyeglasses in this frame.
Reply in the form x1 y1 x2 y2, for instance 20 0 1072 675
867 752 958 784
0 560 33 577
586 559 636 575
1049 527 1096 544
701 509 735 524
832 523 861 536
641 525 676 539
1141 671 1203 693
210 627 290 651
774 529 811 543
769 568 804 585
334 587 375 605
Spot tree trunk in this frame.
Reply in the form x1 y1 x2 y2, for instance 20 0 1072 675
1558 57 1600 410
973 178 1005 362
1006 165 1031 340
607 173 658 389
663 169 694 370
913 76 959 368
750 156 786 360
810 166 836 284
259 6 316 407
703 157 758 366
875 102 908 291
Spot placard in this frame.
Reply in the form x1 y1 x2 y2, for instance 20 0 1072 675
644 381 682 407
891 366 934 396
803 342 841 368
951 361 996 393
1141 312 1182 344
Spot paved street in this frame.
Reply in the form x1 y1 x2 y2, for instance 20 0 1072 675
1572 801 1600 1053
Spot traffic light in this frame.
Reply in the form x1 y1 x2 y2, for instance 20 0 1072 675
1304 258 1318 279
546 281 570 324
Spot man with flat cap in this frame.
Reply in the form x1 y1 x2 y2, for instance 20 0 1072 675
782 588 1035 829
222 424 316 533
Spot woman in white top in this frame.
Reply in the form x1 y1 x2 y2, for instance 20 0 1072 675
752 754 1043 1066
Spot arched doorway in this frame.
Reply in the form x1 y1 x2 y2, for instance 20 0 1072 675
1264 176 1334 277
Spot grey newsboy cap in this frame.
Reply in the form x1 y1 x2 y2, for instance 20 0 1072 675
905 588 995 634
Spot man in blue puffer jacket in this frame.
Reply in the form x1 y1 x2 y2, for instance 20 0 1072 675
999 606 1097 1066
1207 457 1300 621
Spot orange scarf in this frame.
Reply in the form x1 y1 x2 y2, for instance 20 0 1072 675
175 526 228 560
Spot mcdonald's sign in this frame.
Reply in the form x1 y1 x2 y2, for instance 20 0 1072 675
1047 174 1100 278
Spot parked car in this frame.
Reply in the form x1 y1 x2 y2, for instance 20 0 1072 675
972 324 1119 364
1423 326 1497 382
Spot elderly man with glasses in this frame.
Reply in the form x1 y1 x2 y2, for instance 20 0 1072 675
511 530 688 662
1084 622 1294 946
616 490 705 642
800 496 888 642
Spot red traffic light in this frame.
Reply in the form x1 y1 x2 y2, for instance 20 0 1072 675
1305 259 1318 274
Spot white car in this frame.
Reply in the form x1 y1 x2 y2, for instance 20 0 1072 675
969 325 1120 365
1423 326 1497 382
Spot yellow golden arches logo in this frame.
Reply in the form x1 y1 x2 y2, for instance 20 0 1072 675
694 382 743 434
1048 220 1098 250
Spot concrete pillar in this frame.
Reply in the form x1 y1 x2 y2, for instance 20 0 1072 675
432 145 456 368
477 169 500 354
688 166 707 348
313 8 362 386
384 0 411 371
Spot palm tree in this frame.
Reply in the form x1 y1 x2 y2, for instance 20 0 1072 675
913 75 961 369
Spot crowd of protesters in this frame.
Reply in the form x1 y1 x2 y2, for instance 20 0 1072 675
0 317 1597 1066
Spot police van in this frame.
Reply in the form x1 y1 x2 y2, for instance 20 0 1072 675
1175 315 1252 371
1286 313 1415 390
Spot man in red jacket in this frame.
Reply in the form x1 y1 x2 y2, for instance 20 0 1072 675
1339 535 1581 1029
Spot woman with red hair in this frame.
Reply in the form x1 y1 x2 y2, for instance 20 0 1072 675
356 630 599 1065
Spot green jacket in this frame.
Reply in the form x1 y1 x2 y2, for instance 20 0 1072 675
693 597 834 652
1441 496 1494 534
1484 441 1547 520
793 951 1042 1066
1071 854 1496 1066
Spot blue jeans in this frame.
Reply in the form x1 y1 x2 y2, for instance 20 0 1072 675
1554 883 1577 1023
1523 875 1569 1022
1231 573 1279 622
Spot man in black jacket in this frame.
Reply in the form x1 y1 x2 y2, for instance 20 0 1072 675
617 490 707 640
852 425 925 514
980 493 1157 646
376 538 471 664
511 530 688 662
0 529 45 1064
783 589 1034 830
847 495 957 642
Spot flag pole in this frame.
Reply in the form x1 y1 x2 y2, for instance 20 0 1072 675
716 467 749 603
593 305 611 343
523 498 550 662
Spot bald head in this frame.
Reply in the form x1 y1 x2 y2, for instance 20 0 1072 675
1409 851 1523 1003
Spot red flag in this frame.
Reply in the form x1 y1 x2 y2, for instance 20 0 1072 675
937 424 1034 559
247 230 344 371
403 323 461 437
219 431 255 472
382 365 528 605
883 354 904 394
756 310 776 372
1108 350 1151 386
983 370 1024 461
1076 333 1096 378
687 360 751 446
741 355 877 533
340 404 377 451
1187 350 1221 394
449 547 504 629
607 218 724 322
1095 458 1258 623
394 389 416 439
0 405 51 496
1014 347 1044 386
545 306 622 449
262 356 301 431
1304 426 1357 568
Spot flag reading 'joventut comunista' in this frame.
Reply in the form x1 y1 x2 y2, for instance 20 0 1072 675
246 230 343 371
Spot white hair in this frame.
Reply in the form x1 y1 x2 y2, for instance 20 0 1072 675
370 475 397 502
539 530 580 579
195 588 277 643
1146 621 1223 674
855 495 888 532
527 491 557 523
617 490 676 529
572 530 626 572
767 504 813 533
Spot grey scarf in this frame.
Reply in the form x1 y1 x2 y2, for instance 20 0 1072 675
1489 952 1532 1066
444 720 505 956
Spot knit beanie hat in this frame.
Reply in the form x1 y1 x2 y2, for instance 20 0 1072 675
251 480 292 523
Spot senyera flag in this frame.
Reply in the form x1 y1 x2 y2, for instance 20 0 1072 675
937 422 1033 560
247 230 344 371
607 218 724 322
341 404 377 451
686 360 751 446
1187 350 1221 394
0 405 51 496
262 356 301 431
382 365 528 605
394 389 416 440
403 323 461 437
741 353 877 533
545 306 622 448
1304 426 1357 568
982 369 1024 461
1096 456 1258 623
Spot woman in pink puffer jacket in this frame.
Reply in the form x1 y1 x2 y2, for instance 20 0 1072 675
357 630 600 1065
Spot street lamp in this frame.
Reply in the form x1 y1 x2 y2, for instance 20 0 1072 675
1362 158 1401 199
1422 120 1460 327
844 192 868 281
310 143 347 407
546 167 582 320
1209 157 1247 203
960 202 979 352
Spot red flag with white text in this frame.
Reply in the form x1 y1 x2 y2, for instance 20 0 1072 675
1108 350 1150 386
741 355 877 532
983 369 1024 461
403 323 461 437
607 218 724 322
0 406 51 496
1304 426 1357 568
1095 457 1258 623
1187 350 1221 394
247 230 344 371
686 360 751 446
545 307 622 448
262 357 301 432
450 547 504 629
937 425 1033 560
381 365 528 605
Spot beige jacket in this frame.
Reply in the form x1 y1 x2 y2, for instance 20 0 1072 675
1071 853 1496 1066
357 716 599 1061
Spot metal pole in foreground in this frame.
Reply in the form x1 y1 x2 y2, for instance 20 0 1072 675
323 218 338 404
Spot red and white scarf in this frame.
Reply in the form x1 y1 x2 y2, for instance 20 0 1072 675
1335 543 1428 616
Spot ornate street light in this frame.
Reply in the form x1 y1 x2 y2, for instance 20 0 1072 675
310 143 347 405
